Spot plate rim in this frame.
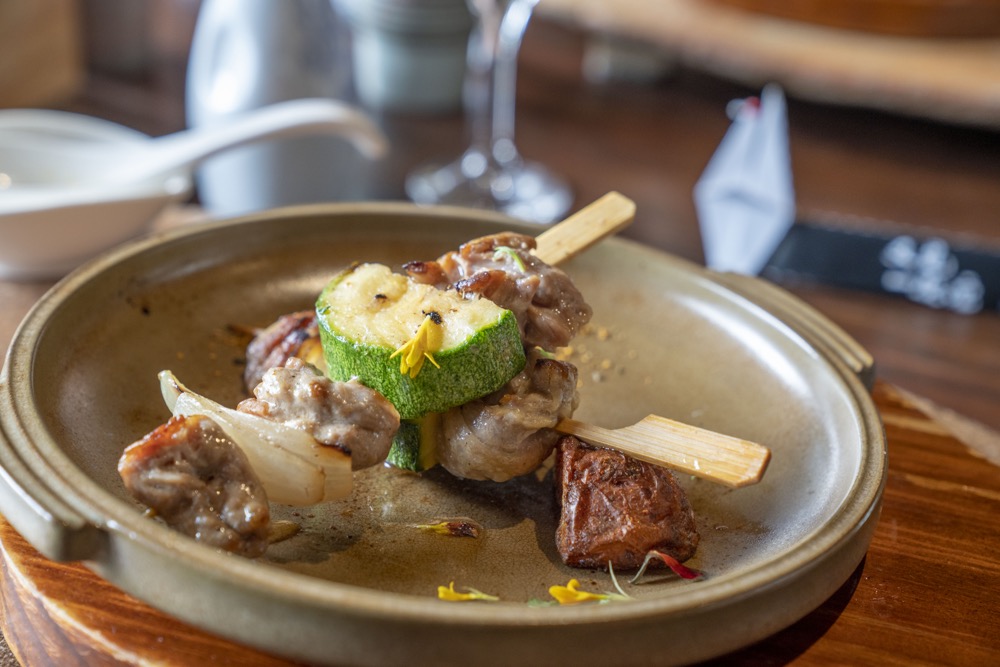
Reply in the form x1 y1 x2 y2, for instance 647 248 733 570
0 202 887 659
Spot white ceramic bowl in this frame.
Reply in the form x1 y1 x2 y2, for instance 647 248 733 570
0 110 192 281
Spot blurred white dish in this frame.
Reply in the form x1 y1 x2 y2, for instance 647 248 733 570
0 110 192 281
0 100 386 281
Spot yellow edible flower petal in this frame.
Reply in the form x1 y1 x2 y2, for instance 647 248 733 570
416 519 482 538
390 311 443 378
437 581 499 602
548 579 612 605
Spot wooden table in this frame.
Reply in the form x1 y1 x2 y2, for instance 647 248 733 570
1 15 999 666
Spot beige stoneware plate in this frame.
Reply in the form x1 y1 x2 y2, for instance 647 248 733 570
0 203 886 666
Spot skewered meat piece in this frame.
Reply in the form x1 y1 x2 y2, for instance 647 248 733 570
118 414 271 557
238 358 400 470
404 232 592 351
243 310 324 391
554 436 699 570
436 348 579 482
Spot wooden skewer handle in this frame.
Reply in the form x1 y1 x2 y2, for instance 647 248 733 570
536 192 769 488
555 415 772 488
533 191 636 266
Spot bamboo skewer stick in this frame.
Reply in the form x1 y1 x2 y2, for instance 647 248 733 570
533 191 636 265
555 416 771 488
533 191 772 487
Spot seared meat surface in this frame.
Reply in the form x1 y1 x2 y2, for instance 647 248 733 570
404 232 592 351
436 348 579 482
555 436 699 569
243 310 323 391
118 414 270 557
238 358 400 470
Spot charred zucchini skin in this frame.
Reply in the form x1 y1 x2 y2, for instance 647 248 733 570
316 264 525 420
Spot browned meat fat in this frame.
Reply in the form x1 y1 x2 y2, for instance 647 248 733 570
243 310 323 391
436 348 579 482
404 232 592 351
238 357 400 470
118 414 271 557
555 436 699 570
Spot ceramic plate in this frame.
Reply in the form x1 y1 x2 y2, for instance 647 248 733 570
0 203 885 666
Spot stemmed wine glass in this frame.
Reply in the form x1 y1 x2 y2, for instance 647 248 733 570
405 0 572 224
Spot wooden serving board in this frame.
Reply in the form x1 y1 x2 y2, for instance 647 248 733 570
1 381 998 666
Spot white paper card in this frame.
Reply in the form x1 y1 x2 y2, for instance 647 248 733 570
694 84 796 275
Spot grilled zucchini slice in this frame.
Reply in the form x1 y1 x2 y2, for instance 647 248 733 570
316 263 525 419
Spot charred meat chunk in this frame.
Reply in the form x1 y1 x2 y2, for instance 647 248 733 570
437 348 579 482
404 232 592 351
118 414 270 557
555 436 699 570
243 310 323 391
238 357 400 470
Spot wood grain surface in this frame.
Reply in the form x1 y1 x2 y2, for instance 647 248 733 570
0 521 299 667
0 381 996 665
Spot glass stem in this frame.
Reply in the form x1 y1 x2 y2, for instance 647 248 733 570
465 0 538 168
